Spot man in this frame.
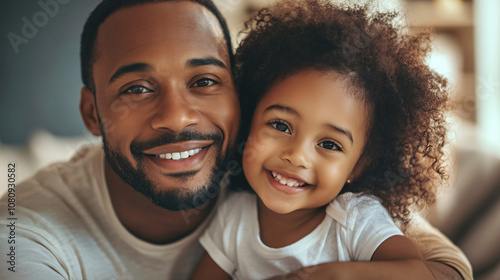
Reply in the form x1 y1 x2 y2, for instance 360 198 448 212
0 0 472 279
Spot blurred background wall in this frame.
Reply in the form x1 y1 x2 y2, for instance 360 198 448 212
0 0 101 145
1 0 499 279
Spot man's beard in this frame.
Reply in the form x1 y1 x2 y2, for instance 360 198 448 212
101 129 229 211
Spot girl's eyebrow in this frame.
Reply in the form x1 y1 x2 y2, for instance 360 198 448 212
325 124 353 144
264 104 300 118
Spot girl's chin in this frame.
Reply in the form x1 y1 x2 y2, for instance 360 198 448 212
259 196 298 215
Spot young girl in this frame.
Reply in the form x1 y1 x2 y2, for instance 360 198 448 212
190 0 449 279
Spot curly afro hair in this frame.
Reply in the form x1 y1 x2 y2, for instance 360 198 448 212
234 0 450 228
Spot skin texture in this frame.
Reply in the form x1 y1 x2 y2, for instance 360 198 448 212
79 1 239 244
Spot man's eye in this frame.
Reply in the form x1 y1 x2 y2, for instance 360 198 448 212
318 141 342 151
268 121 291 134
192 78 216 87
123 85 152 94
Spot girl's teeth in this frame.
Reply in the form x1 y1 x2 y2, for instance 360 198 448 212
271 171 304 187
156 148 202 161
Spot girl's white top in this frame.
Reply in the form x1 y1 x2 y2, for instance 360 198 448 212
200 191 402 280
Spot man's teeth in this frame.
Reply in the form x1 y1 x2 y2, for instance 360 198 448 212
155 148 202 161
271 171 306 187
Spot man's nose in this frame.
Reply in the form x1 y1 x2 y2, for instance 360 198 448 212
150 87 201 132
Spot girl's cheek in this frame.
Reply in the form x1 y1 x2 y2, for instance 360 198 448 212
243 126 271 163
243 132 260 163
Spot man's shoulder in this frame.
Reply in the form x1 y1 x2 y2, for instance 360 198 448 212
29 143 100 182
0 144 105 224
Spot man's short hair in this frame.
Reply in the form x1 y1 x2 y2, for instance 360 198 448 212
80 0 234 93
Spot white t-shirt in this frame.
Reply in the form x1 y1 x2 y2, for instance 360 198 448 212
0 144 221 280
200 192 403 280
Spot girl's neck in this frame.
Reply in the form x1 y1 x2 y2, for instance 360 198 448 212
257 197 327 248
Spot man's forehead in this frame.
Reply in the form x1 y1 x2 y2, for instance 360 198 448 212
94 1 228 68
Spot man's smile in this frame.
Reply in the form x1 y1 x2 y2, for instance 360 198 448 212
154 148 203 160
142 140 215 172
143 140 214 160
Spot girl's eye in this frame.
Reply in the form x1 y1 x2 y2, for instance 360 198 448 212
319 141 342 151
268 121 291 134
192 78 216 87
123 85 153 95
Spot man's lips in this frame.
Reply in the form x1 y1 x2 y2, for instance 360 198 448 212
141 140 214 172
142 140 214 156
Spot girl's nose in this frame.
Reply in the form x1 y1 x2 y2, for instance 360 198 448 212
279 140 312 169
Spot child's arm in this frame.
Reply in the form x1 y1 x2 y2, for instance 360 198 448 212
266 235 438 280
189 252 232 280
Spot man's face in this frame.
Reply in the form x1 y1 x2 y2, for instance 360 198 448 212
81 1 240 210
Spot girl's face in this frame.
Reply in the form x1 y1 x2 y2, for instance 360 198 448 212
242 70 371 214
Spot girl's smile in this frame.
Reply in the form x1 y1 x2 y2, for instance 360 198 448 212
266 169 313 195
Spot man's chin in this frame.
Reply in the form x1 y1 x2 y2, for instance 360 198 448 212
101 131 227 211
145 183 218 211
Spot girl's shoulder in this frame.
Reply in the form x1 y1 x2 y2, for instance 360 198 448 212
225 190 256 204
326 193 390 230
218 190 257 215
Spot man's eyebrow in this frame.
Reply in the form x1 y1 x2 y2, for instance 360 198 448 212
264 104 300 117
326 124 354 144
109 63 153 84
186 57 228 70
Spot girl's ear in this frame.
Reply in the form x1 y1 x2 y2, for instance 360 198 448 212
80 86 102 137
348 154 371 182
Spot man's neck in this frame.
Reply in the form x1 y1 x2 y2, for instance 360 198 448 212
104 160 216 244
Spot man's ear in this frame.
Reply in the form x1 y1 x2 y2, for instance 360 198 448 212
80 86 102 136
348 154 371 182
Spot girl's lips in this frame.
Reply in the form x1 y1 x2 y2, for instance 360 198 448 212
271 171 307 187
266 171 312 195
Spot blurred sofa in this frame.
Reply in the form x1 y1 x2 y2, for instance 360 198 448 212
428 123 500 280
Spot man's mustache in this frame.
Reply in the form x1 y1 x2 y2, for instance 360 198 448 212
130 130 223 157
